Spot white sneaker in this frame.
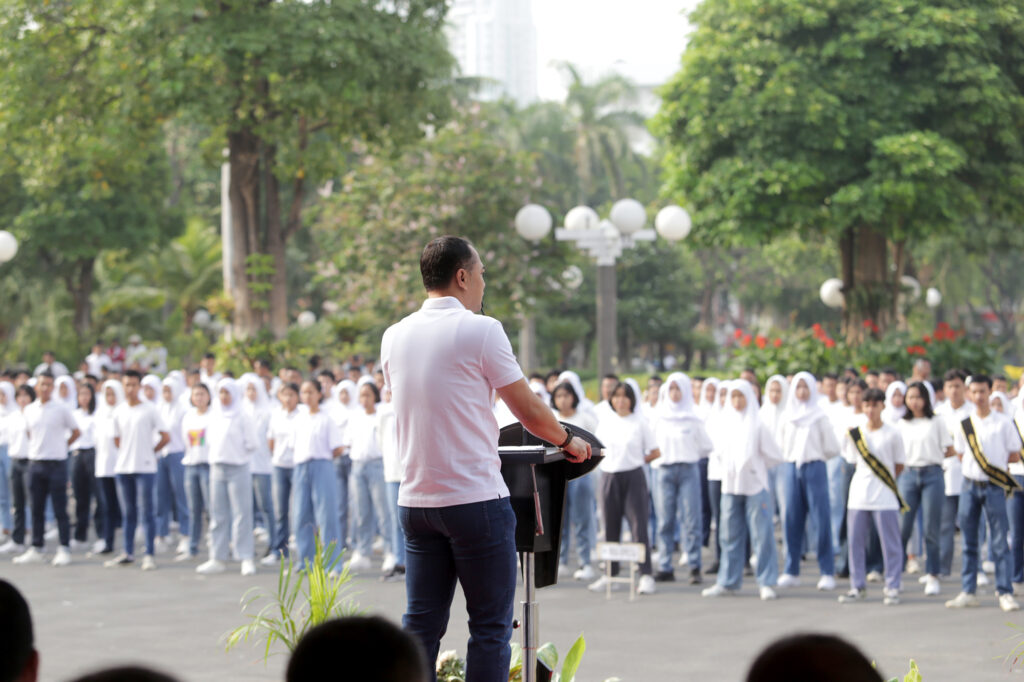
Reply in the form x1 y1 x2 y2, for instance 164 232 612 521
557 563 573 579
759 586 778 601
677 553 689 567
905 557 921 574
381 552 397 574
174 551 194 562
588 575 618 593
924 575 941 596
883 588 900 606
0 539 25 555
13 547 44 564
52 546 72 567
573 564 598 582
1000 594 1021 612
816 575 836 591
253 527 270 544
977 572 990 586
345 552 372 572
838 588 866 604
240 559 257 576
701 583 735 598
777 573 801 588
637 574 656 595
260 553 280 567
918 574 930 584
945 591 980 608
196 559 227 575
372 536 386 554
983 560 996 574
153 536 170 554
104 553 134 567
866 570 883 583
91 539 107 554
44 526 58 541
176 537 190 555
141 555 157 571
69 539 90 552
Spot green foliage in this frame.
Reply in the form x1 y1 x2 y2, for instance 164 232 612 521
885 659 923 682
225 536 360 661
438 634 593 682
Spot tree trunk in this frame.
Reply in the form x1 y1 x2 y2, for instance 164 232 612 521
66 257 95 339
228 128 262 337
841 225 890 345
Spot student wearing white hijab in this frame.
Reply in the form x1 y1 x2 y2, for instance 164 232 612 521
703 381 783 600
760 375 788 518
882 381 908 424
330 378 357 551
557 371 596 418
778 371 841 591
156 375 189 555
344 381 392 573
704 381 730 574
179 382 212 561
240 373 276 556
697 377 721 558
141 374 162 404
197 378 259 576
0 381 15 537
54 375 78 412
93 380 124 555
377 386 405 580
991 391 1012 416
652 372 712 584
0 385 33 555
265 382 300 565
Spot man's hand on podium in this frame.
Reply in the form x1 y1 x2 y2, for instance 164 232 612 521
562 436 591 463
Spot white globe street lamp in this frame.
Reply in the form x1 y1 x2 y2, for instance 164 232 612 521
297 310 316 328
192 309 212 328
0 231 18 263
655 205 692 242
926 287 942 309
609 198 647 235
514 204 553 242
820 278 845 309
564 205 601 231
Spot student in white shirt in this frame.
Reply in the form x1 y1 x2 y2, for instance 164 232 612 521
896 382 954 596
704 381 730 574
70 383 98 550
240 373 276 559
107 370 169 570
935 369 972 577
377 387 405 580
344 382 391 573
264 382 300 565
54 375 78 412
179 382 213 560
156 375 189 555
703 381 783 600
197 378 259 577
590 381 660 596
14 373 81 567
330 378 357 553
141 374 162 403
551 380 600 583
760 375 788 522
0 386 34 555
1008 406 1024 585
93 380 124 556
778 371 841 591
652 372 712 584
834 379 869 581
946 375 1022 611
838 388 906 605
882 381 907 424
697 377 720 557
291 379 345 571
85 343 111 378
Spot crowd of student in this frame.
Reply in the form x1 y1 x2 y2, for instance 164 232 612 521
2 345 1024 614
502 361 1024 611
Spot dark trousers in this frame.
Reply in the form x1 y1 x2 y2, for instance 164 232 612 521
96 476 122 552
10 458 29 545
708 478 722 563
401 498 517 682
699 457 712 546
602 467 653 576
29 460 70 548
71 448 97 542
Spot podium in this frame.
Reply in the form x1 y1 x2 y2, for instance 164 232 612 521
498 422 603 682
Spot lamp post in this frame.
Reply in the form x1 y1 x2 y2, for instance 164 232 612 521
515 201 691 378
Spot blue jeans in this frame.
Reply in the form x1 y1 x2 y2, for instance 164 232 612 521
559 472 596 568
0 444 12 532
253 472 275 544
386 481 405 566
959 479 1012 595
29 460 71 548
117 473 156 557
940 494 959 576
699 457 711 546
209 463 254 562
898 465 944 576
657 462 702 572
827 457 846 555
401 497 517 682
293 459 343 569
1007 474 1024 583
272 466 293 557
708 479 722 563
156 452 189 538
184 464 210 556
783 460 834 576
334 455 351 551
351 458 390 556
718 489 778 590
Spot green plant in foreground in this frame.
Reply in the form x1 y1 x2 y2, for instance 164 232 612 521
225 537 361 661
884 659 922 682
508 634 587 682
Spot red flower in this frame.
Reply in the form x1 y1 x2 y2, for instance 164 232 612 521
860 364 869 374
741 334 753 347
824 338 836 349
863 319 874 329
937 321 952 332
755 335 768 349
906 345 917 355
812 323 823 333
773 338 783 348
734 328 744 340
923 334 932 344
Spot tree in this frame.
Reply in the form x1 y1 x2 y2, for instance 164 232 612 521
653 0 1024 343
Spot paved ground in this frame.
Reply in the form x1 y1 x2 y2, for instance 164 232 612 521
6 545 1024 682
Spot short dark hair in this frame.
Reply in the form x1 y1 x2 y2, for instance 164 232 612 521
287 616 427 682
16 385 35 402
746 633 882 682
904 382 935 419
545 370 562 382
602 374 620 382
360 382 381 403
420 236 476 292
279 382 300 396
822 372 838 381
550 381 580 410
943 368 967 384
611 382 636 411
0 579 35 682
69 666 180 682
202 352 216 361
36 371 54 381
994 374 1008 383
881 367 898 377
849 379 868 392
865 370 879 378
969 374 993 389
863 388 886 404
124 370 143 382
190 382 211 406
317 369 336 381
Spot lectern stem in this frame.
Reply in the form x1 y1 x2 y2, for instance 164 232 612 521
521 551 538 682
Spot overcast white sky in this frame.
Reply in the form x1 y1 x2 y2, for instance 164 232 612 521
532 0 700 101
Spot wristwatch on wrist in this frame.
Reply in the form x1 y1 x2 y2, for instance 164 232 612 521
557 426 574 449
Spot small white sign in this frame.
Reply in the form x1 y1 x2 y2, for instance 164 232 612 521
595 542 647 563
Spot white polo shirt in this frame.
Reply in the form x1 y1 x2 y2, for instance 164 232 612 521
24 399 78 461
952 411 1019 483
381 296 524 508
113 401 167 474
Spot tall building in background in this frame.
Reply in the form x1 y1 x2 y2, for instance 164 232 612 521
446 0 538 106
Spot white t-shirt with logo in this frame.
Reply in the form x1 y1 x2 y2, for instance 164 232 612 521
113 401 167 474
180 409 211 466
842 423 906 511
25 400 78 461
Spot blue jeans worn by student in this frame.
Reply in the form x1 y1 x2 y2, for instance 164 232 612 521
386 481 405 567
718 489 778 590
253 472 275 546
827 456 846 555
9 457 29 545
939 493 959 576
899 465 945 576
95 476 121 552
209 463 254 562
699 457 712 546
1007 474 1024 583
156 451 189 538
184 464 210 556
657 462 703 573
0 444 12 532
334 455 351 551
959 479 1012 596
559 471 596 569
29 460 71 548
783 460 834 576
401 497 517 682
351 458 391 557
271 466 293 557
117 472 156 557
293 458 342 568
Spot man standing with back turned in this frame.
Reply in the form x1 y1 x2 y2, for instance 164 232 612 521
382 236 592 682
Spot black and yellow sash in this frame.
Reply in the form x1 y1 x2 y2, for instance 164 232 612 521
849 427 909 513
961 417 1022 495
